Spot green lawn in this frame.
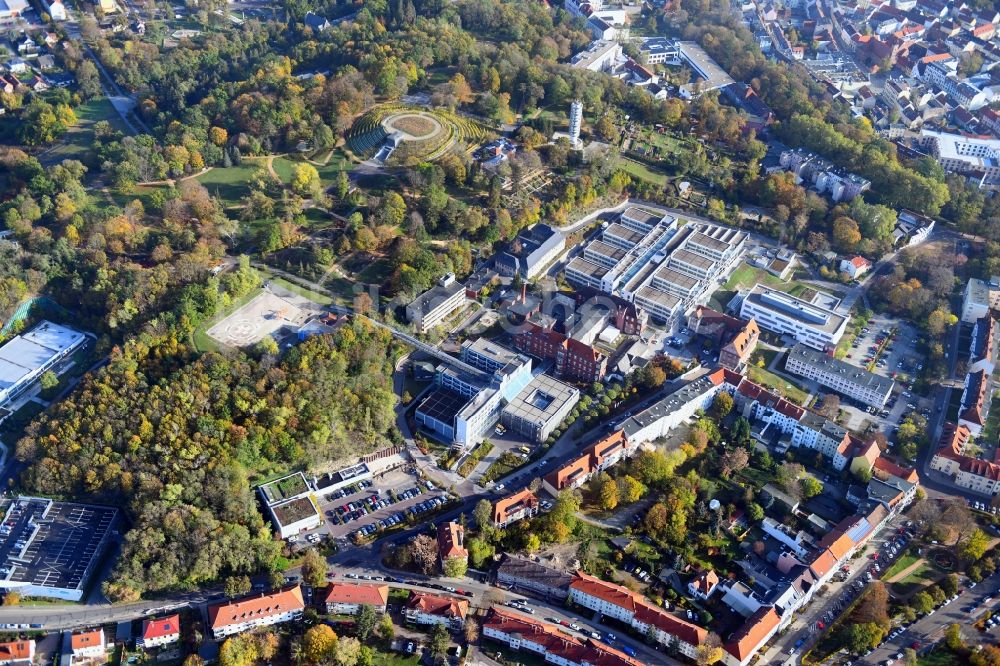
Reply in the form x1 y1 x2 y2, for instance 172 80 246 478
882 553 920 580
272 156 298 184
373 654 421 666
195 164 261 205
41 97 129 167
917 648 964 666
619 158 669 186
747 355 809 406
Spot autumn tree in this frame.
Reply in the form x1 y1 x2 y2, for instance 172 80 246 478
334 636 362 666
962 528 990 561
719 448 749 478
832 216 861 251
291 163 321 197
409 534 439 574
302 625 338 664
596 472 619 511
696 633 725 665
711 391 734 419
301 548 328 588
617 475 645 504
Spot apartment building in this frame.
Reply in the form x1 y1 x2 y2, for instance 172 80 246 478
959 368 991 436
495 555 573 600
962 277 1000 323
541 431 638 495
919 130 1000 188
620 369 728 444
931 422 1000 496
319 583 389 615
687 306 760 370
404 592 469 630
570 40 623 72
406 274 467 333
483 608 643 666
739 286 848 352
778 149 870 202
491 489 540 528
207 586 305 639
568 571 707 659
785 343 895 407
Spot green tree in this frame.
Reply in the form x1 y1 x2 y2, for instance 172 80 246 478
962 528 990 561
472 499 495 540
356 604 377 641
617 475 646 503
945 623 963 651
224 574 251 598
301 548 328 588
429 624 450 662
376 614 395 641
443 556 468 578
712 391 734 419
799 476 823 499
39 370 59 390
334 636 362 666
910 591 934 615
596 472 619 511
844 622 884 655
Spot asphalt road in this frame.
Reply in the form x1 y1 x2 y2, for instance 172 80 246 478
864 574 1000 665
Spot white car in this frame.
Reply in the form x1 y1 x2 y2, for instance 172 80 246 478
570 623 581 631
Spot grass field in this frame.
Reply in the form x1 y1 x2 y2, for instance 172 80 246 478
355 258 393 286
620 158 669 186
917 648 964 666
196 164 260 205
882 553 920 580
747 349 810 405
271 156 297 184
40 97 130 167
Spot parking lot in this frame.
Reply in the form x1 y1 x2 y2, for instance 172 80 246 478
838 315 932 436
290 466 456 546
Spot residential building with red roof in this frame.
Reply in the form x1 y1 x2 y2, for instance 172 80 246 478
723 606 782 666
207 585 305 639
404 591 469 630
0 640 34 665
139 614 180 649
568 571 707 658
483 607 643 666
492 488 540 528
437 521 468 566
71 629 106 660
687 569 719 600
839 255 871 279
542 451 595 496
320 583 389 615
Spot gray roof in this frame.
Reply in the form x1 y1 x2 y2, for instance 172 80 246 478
503 374 579 425
621 373 719 438
786 343 894 396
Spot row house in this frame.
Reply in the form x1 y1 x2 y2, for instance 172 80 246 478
208 586 305 639
483 607 643 666
568 571 707 659
541 431 637 496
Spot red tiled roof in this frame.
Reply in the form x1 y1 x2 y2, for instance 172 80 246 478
872 457 918 483
692 569 719 594
725 606 781 661
0 641 33 662
809 549 839 578
570 572 707 646
406 592 469 620
71 630 104 652
493 489 539 524
320 583 389 607
142 615 180 641
208 586 305 631
484 608 643 666
437 522 467 560
544 452 593 491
